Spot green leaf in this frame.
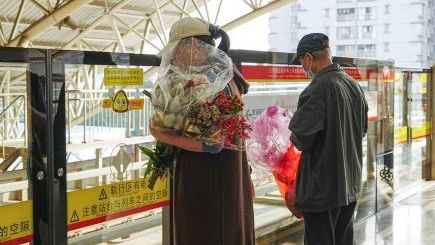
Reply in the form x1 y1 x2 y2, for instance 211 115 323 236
144 160 153 177
156 140 165 149
138 146 157 162
160 144 173 157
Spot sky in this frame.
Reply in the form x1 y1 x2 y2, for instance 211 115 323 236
228 14 271 51
191 0 272 52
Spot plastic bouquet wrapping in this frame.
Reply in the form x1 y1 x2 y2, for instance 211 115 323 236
150 37 249 147
247 105 303 219
141 37 250 189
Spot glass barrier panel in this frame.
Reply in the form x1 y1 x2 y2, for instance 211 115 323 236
52 51 169 245
0 60 32 245
240 58 385 244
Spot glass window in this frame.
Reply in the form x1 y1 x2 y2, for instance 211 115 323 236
291 16 298 28
325 26 330 36
336 45 356 57
337 8 356 22
337 26 358 40
291 32 298 42
384 42 390 52
362 25 375 39
384 24 390 33
325 8 330 17
291 3 301 11
358 7 377 21
357 44 377 57
385 4 390 14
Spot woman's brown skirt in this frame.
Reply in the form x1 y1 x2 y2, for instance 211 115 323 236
173 148 255 245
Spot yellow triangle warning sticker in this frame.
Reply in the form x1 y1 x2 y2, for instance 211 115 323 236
70 210 80 223
99 189 108 200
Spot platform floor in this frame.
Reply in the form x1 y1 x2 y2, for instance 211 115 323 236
275 181 435 245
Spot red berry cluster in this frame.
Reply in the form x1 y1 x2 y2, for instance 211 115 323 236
219 116 251 146
212 91 244 115
210 91 251 146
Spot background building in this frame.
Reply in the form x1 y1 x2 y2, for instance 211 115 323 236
268 0 435 67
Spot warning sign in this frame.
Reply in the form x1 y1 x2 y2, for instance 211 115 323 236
67 177 170 231
104 68 143 86
394 126 408 143
0 200 32 245
130 99 144 110
70 210 80 223
99 189 108 200
102 98 113 108
411 121 431 140
0 177 169 245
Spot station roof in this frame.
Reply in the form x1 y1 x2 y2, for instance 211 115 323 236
0 0 292 53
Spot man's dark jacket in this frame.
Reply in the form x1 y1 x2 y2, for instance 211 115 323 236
289 64 368 212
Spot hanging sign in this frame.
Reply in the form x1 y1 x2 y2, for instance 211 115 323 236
104 68 144 86
102 98 113 109
241 65 395 82
112 90 130 113
102 91 144 112
129 99 144 110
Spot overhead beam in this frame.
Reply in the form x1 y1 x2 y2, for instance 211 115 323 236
0 18 78 31
80 39 98 51
214 0 223 24
171 0 192 19
86 1 177 17
152 0 168 44
0 22 6 45
28 0 50 15
61 0 136 49
222 0 295 31
28 0 79 30
112 15 160 51
7 0 95 47
242 0 257 9
45 0 54 12
109 15 127 53
191 0 205 20
9 0 27 42
149 19 166 47
140 19 151 54
203 0 211 22
180 0 189 19
101 1 172 52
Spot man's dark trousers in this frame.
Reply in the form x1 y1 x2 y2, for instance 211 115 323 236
302 202 357 245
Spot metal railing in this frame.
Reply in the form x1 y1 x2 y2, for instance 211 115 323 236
65 84 309 143
0 94 27 161
66 89 152 144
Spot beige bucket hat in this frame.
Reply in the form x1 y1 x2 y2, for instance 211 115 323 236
168 17 213 44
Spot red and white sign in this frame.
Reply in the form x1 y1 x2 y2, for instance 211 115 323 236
241 65 394 82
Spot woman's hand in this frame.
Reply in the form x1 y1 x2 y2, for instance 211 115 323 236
149 126 203 152
150 126 223 154
149 126 160 140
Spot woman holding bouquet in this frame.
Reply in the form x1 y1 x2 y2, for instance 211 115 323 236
149 17 255 245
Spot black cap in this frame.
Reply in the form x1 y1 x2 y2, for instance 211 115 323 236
290 33 330 65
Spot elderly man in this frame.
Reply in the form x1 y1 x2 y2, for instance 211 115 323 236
289 33 368 245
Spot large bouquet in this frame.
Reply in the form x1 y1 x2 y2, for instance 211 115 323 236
247 105 303 219
141 37 250 189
